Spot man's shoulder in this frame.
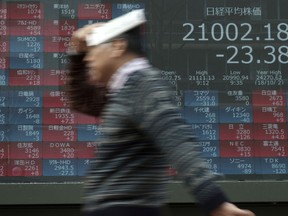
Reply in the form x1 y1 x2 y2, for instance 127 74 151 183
128 67 165 86
135 67 161 78
125 67 173 96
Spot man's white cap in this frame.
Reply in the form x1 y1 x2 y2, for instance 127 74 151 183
86 9 147 47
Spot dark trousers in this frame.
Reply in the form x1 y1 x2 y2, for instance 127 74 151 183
83 206 167 216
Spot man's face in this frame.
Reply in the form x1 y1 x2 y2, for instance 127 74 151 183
84 43 114 85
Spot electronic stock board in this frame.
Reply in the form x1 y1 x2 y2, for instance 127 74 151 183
1 0 288 182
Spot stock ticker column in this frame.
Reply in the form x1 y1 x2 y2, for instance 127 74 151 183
0 2 8 177
41 1 79 177
0 1 44 177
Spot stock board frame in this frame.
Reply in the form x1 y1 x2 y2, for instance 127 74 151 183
0 181 288 204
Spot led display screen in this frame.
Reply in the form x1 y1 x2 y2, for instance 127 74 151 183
0 0 288 181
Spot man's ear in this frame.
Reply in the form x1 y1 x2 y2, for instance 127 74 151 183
110 38 128 58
